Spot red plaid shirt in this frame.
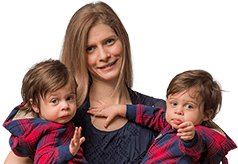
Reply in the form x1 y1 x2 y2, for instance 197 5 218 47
126 104 237 164
3 106 88 164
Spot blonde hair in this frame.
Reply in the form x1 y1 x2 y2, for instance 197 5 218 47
61 2 133 106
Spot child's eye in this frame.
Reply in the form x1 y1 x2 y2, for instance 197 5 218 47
51 99 59 104
172 102 177 106
185 104 193 109
67 96 74 101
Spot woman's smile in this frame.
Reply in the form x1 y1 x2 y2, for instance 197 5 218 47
97 59 118 70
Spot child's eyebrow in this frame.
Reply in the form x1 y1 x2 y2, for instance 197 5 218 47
185 100 198 106
45 93 58 100
67 92 76 96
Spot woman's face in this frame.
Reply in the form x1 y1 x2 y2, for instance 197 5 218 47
86 23 123 83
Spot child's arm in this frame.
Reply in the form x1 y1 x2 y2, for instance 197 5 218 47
88 101 166 131
34 126 88 164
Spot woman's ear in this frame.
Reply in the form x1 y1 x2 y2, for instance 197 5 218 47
203 109 214 121
29 98 39 113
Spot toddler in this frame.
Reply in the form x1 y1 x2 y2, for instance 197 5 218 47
3 59 88 163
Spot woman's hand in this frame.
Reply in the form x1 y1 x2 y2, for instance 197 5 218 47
177 121 195 141
88 100 126 128
69 127 85 157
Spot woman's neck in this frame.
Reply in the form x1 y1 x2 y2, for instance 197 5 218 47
89 80 131 105
89 80 131 131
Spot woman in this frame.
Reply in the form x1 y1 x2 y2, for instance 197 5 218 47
5 2 165 163
61 2 166 163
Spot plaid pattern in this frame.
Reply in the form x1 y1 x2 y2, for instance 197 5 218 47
126 104 237 164
3 106 88 164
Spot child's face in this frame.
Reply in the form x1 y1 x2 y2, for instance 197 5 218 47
33 81 77 124
166 87 207 129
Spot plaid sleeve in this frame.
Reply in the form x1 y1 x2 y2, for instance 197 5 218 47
126 104 167 132
181 128 205 162
183 126 237 164
7 119 40 158
34 122 88 164
198 126 237 164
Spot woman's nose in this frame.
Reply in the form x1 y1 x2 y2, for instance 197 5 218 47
98 46 110 61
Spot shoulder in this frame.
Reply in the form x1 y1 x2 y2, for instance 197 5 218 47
129 88 166 109
195 125 237 155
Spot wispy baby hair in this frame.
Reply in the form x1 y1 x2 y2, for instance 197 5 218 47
19 59 78 117
166 70 222 120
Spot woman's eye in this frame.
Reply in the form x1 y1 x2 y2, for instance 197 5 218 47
106 39 114 45
86 46 94 53
52 99 59 104
172 102 177 106
185 104 193 109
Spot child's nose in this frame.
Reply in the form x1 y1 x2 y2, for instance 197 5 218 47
174 106 184 115
61 101 69 111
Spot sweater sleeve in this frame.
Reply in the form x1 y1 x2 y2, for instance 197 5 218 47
182 126 237 163
32 123 87 164
196 126 237 163
34 123 88 164
181 130 205 162
126 104 167 132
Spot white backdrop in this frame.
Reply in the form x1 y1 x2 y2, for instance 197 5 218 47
0 0 237 163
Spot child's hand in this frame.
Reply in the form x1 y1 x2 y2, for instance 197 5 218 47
69 127 85 157
87 100 126 128
177 121 195 141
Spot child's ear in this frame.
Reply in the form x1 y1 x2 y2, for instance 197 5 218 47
29 98 39 113
203 109 214 121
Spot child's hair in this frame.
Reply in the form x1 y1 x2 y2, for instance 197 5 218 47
18 59 78 117
166 70 222 125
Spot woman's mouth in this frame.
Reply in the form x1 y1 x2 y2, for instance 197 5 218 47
98 60 117 70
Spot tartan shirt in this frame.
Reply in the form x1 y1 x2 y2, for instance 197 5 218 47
3 106 88 164
126 104 237 164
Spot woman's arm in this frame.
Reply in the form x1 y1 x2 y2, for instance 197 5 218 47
5 151 33 164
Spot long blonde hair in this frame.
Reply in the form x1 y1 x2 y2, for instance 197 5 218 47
61 2 133 107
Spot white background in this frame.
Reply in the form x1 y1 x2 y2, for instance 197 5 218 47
0 0 237 163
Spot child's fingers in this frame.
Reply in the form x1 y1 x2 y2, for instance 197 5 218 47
88 107 106 117
178 122 193 132
79 136 86 145
104 115 116 128
72 127 82 142
97 99 105 105
88 107 99 115
177 122 195 141
178 121 191 129
74 127 79 139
